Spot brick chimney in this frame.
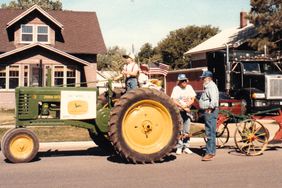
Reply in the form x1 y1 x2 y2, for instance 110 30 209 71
240 11 247 28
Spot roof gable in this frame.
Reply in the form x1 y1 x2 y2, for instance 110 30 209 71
185 25 256 55
6 4 63 29
0 43 91 66
0 7 106 54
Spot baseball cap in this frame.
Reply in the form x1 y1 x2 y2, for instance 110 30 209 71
177 74 188 81
200 71 213 78
122 53 135 60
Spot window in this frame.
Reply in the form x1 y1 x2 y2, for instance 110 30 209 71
21 25 33 42
0 67 6 89
9 65 19 89
243 63 260 73
0 65 20 90
54 66 64 86
24 65 29 87
66 66 76 87
21 24 49 43
53 65 78 87
37 26 48 42
0 65 78 89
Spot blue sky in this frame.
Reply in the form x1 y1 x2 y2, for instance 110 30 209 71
1 0 251 53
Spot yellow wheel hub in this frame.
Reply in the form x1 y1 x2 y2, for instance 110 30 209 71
9 134 34 160
122 100 173 154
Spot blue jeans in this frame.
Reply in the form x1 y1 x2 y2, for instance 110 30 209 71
126 77 138 91
204 109 219 155
176 111 191 149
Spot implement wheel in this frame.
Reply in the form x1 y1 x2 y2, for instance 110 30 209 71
234 119 269 156
109 88 181 163
2 128 39 163
215 122 230 148
204 122 230 148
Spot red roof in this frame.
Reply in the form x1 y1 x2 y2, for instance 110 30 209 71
0 8 106 54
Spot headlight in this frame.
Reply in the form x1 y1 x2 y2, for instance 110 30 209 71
252 93 265 99
254 100 267 107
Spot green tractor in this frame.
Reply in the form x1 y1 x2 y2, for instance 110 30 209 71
1 81 181 164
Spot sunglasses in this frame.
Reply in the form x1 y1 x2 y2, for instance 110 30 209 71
180 80 188 83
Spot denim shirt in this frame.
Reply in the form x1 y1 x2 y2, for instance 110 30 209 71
199 80 219 110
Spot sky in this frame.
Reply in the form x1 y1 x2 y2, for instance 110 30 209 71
1 0 251 53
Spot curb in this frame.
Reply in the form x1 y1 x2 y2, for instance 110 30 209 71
39 138 206 151
39 141 96 151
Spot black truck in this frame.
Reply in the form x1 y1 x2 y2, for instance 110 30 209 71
207 50 282 113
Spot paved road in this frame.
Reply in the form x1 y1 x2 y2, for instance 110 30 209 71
1 139 282 188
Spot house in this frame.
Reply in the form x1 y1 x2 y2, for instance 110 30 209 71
185 12 256 68
0 5 106 109
183 12 260 92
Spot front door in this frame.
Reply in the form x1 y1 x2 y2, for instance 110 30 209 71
30 64 40 86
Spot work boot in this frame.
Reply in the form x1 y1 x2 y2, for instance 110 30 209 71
202 154 215 161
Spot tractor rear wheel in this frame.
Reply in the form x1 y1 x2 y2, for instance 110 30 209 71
88 128 114 153
109 88 181 163
2 128 39 163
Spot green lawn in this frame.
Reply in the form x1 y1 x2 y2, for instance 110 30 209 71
0 110 205 142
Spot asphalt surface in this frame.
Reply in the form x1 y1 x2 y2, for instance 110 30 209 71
1 120 282 188
1 138 282 188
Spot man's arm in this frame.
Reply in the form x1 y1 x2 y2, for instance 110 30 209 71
208 84 219 109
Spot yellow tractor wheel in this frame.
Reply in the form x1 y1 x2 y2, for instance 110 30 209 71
109 88 181 163
2 128 39 163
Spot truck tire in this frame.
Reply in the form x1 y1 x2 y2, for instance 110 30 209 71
2 128 39 163
109 88 182 163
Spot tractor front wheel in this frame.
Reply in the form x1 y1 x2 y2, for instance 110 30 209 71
2 128 39 163
109 88 181 163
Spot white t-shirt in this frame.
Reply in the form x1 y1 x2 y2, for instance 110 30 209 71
171 85 196 108
123 62 139 77
138 72 149 86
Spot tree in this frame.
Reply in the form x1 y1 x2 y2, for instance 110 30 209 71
97 46 127 72
156 25 219 69
137 43 156 64
248 0 282 52
1 0 62 10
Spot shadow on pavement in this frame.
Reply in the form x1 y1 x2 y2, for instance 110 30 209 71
190 147 205 157
34 147 177 164
107 154 177 164
37 146 110 158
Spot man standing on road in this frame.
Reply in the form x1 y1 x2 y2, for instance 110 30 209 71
171 74 196 155
199 71 219 161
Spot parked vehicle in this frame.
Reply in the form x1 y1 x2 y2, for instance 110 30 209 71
191 91 244 123
189 50 282 113
1 82 181 164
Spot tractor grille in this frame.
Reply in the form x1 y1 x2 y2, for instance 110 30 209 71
266 75 282 99
18 93 31 115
